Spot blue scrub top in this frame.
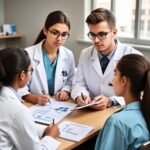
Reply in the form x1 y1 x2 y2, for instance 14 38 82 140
42 49 58 95
95 101 150 150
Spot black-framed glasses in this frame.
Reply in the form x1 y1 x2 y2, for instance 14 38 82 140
27 67 33 75
87 31 111 40
48 29 70 40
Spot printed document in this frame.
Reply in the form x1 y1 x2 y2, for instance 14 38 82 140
59 121 94 142
29 99 77 125
71 101 99 110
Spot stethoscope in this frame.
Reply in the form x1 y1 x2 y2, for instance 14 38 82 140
108 83 113 86
62 69 68 82
62 70 68 77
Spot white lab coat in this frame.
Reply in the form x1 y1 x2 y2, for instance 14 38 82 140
18 40 75 97
71 40 143 105
0 86 60 150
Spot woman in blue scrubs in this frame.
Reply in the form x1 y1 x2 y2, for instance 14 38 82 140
95 54 150 150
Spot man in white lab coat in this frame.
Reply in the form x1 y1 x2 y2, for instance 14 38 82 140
71 8 143 110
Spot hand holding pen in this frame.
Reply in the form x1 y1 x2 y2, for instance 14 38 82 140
36 91 51 105
76 93 91 106
81 93 85 101
43 119 60 138
42 90 51 104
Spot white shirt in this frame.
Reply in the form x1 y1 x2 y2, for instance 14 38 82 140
0 86 60 150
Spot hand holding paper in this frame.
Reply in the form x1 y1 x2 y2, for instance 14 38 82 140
72 100 100 110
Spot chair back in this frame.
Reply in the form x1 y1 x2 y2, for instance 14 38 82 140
140 141 150 150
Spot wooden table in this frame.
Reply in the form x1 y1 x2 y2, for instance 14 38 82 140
25 102 120 150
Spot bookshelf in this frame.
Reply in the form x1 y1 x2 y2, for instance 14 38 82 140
0 32 24 39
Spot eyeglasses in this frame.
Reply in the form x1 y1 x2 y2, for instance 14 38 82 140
48 29 70 40
27 67 33 75
87 31 111 40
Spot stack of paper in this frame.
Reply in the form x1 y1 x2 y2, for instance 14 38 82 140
59 121 94 142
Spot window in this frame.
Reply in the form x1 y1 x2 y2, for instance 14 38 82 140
84 0 150 46
140 20 144 31
115 0 136 38
141 9 145 15
140 0 150 40
148 20 150 31
92 0 111 10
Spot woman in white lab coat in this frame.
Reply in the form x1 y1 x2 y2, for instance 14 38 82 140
0 48 60 150
19 10 75 105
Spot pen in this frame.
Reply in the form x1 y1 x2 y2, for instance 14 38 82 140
81 92 85 101
52 118 55 125
42 90 51 104
95 98 101 102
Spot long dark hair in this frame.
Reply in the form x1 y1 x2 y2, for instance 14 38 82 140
117 54 150 132
0 47 30 91
34 10 70 45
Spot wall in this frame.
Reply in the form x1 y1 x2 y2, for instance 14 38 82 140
4 0 87 65
3 0 150 66
0 0 6 49
0 0 4 24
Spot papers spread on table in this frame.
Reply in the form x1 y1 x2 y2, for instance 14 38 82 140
29 99 77 125
71 101 99 110
59 121 94 142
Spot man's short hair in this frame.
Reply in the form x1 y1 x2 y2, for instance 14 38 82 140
86 8 116 29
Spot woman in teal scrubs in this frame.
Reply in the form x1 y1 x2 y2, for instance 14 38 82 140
95 54 150 150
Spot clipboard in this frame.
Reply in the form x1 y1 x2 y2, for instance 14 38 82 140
71 101 99 110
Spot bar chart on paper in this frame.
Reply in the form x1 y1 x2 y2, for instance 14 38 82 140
29 99 77 125
59 121 94 142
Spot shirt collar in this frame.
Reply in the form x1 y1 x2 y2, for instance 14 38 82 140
124 101 141 111
2 86 22 102
98 39 117 60
42 48 58 66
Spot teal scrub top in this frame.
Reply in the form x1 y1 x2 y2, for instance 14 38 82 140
42 49 58 96
95 101 150 150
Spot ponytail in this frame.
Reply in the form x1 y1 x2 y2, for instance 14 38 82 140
141 69 150 132
117 54 150 133
34 29 46 45
0 55 6 91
